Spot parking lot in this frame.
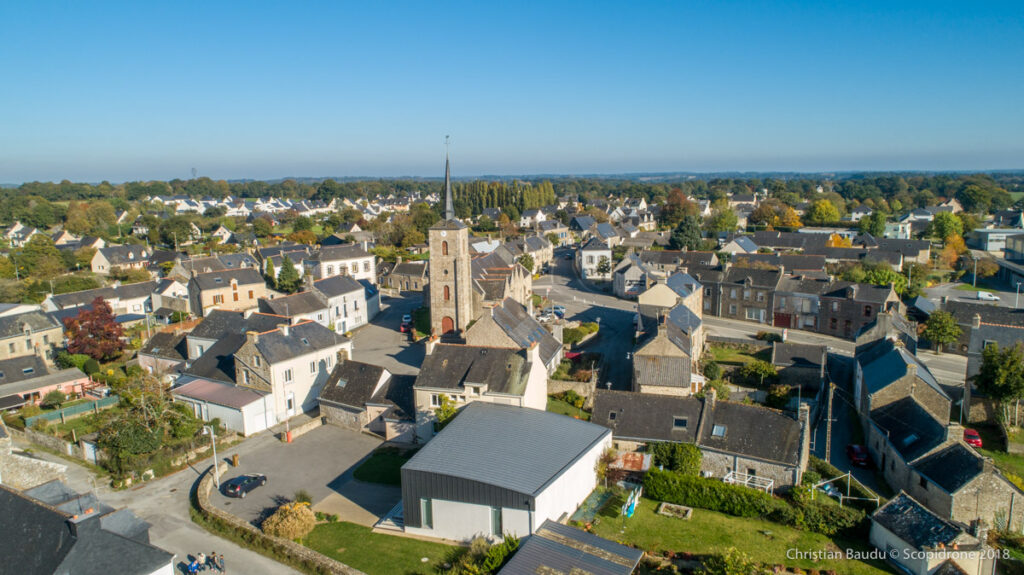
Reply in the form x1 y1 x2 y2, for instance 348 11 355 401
208 425 398 526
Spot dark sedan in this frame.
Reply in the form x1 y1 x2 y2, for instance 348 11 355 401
845 444 872 468
222 473 266 498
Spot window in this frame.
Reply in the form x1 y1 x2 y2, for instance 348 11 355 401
253 355 261 367
327 265 334 275
728 304 737 315
711 424 726 438
442 241 448 256
248 290 254 299
326 355 333 368
780 297 786 307
25 339 32 350
443 285 450 301
704 300 711 310
430 394 441 408
490 507 502 537
673 417 687 429
7 343 13 353
198 345 205 355
863 305 872 317
420 499 433 529
42 335 48 344
587 256 594 264
745 308 761 321
287 395 294 411
704 288 712 296
283 369 293 383
233 293 239 302
743 289 751 300
22 367 34 375
747 468 757 477
756 292 765 302
310 360 317 374
317 313 324 321
213 294 224 304
243 370 250 384
608 411 617 421
363 261 370 272
829 318 837 329
919 476 928 489
831 301 838 312
730 288 737 299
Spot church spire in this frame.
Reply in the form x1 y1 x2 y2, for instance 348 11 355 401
443 136 454 221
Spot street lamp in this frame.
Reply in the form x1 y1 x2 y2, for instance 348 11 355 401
1016 282 1022 309
972 256 978 288
202 425 220 489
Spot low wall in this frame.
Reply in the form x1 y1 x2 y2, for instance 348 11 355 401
195 462 366 575
280 414 324 442
548 378 598 409
8 427 79 458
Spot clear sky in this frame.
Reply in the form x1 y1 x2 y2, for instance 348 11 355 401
1 1 1022 183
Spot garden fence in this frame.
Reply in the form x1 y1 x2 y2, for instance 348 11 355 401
25 395 120 427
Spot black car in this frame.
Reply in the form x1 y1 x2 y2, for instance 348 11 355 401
222 473 266 498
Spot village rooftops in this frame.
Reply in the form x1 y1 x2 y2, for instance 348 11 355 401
873 492 979 551
415 344 532 396
497 520 643 575
189 267 264 290
247 321 349 364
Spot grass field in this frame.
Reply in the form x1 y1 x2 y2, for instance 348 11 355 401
305 521 455 575
352 447 417 486
590 495 892 574
546 396 591 421
707 345 769 365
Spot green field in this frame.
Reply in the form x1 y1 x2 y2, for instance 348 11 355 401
305 521 455 575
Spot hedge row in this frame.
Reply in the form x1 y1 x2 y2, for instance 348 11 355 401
643 469 866 537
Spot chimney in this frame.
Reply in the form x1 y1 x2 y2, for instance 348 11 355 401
946 421 964 442
971 520 989 546
279 323 289 337
705 385 717 409
304 274 314 290
396 256 403 265
798 403 812 476
245 330 259 345
972 313 982 330
425 335 438 356
336 347 349 363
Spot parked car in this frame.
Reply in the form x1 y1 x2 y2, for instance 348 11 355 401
846 444 872 467
399 322 411 333
222 473 266 498
964 428 983 448
402 314 412 324
542 306 565 319
564 253 573 260
978 291 1000 301
551 305 566 315
537 312 554 323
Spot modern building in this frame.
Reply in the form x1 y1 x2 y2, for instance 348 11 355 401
401 403 612 542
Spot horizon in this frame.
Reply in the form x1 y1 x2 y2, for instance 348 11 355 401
2 1 1022 183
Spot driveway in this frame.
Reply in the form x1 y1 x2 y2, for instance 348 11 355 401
350 292 424 375
208 425 398 527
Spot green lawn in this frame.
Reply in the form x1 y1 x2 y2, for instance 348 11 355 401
546 396 591 421
590 496 892 574
966 425 1024 488
352 447 417 486
304 521 455 575
708 345 769 365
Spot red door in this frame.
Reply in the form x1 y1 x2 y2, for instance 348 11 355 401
441 316 455 334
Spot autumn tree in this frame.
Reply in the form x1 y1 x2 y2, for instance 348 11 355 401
64 297 126 361
825 233 852 248
805 199 840 224
923 311 962 354
940 235 967 268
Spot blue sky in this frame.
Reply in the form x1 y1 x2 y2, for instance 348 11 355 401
1 1 1022 183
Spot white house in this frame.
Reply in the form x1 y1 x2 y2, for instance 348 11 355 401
172 378 274 437
313 275 380 333
400 403 612 542
577 237 612 280
312 244 377 283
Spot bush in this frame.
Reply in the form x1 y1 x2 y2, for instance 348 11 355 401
648 443 702 476
55 352 91 370
563 328 586 346
703 360 722 381
738 360 778 387
756 331 783 343
766 384 791 409
643 469 779 518
262 502 316 540
83 359 101 375
41 390 66 410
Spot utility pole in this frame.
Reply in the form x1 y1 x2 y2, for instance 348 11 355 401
825 382 835 464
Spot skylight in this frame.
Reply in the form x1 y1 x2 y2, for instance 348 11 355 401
712 424 726 438
902 434 919 447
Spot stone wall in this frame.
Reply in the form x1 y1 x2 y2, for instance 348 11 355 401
280 413 324 442
700 449 800 490
8 427 79 457
321 402 364 433
195 461 366 575
548 378 597 409
0 452 67 489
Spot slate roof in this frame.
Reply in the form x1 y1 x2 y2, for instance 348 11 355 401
733 253 827 271
316 244 371 261
698 400 803 466
820 281 895 304
665 271 701 297
914 444 985 493
0 355 50 385
253 321 349 364
728 236 758 252
487 299 562 367
0 482 173 575
772 342 825 368
872 493 973 550
313 274 364 297
0 310 62 338
189 267 264 290
259 291 327 317
633 354 691 390
98 245 149 266
49 286 118 308
188 310 284 341
402 403 611 497
870 397 946 460
592 389 702 444
581 237 609 252
498 520 643 575
138 332 187 361
182 334 246 383
415 344 532 396
944 300 1024 327
172 378 267 409
861 341 947 400
595 222 618 240
667 303 702 335
721 267 782 288
389 261 428 277
570 215 596 230
319 360 388 408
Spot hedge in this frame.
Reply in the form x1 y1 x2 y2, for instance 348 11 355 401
643 469 866 537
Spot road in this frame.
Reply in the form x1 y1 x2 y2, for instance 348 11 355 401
924 278 1022 310
19 431 301 575
350 292 424 376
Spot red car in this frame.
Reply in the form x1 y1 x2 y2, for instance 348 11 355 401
964 428 983 448
399 322 410 333
846 444 872 468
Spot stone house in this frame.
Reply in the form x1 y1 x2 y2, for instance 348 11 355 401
702 267 782 324
965 314 1024 382
771 342 826 399
90 245 151 275
537 220 569 245
318 359 415 442
187 268 266 317
633 304 705 395
818 281 900 339
0 311 63 363
463 298 563 374
411 342 549 442
309 243 377 283
234 320 352 420
613 254 654 299
592 388 811 490
638 250 719 278
383 259 429 292
137 332 187 379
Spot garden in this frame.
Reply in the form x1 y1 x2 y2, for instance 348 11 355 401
547 390 591 420
551 351 601 382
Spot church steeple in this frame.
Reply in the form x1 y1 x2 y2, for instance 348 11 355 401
443 136 455 221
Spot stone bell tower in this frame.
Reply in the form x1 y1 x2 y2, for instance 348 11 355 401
429 144 473 339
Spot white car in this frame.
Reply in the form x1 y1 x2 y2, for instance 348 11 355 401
977 291 1000 301
536 313 554 323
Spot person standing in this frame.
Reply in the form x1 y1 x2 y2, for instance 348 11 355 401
195 552 206 572
207 551 217 572
217 554 226 574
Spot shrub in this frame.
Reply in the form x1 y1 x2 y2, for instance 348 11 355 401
562 389 583 406
294 489 313 504
766 384 791 409
648 443 702 476
41 390 66 410
20 404 42 420
702 360 722 381
55 352 91 370
756 331 783 343
738 360 778 387
563 328 586 346
643 469 778 518
262 501 316 540
83 359 101 375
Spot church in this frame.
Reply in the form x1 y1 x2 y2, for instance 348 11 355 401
426 152 533 340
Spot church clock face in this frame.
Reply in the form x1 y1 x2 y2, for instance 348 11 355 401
440 231 447 237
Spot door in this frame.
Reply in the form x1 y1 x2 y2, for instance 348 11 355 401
286 392 296 416
441 316 455 334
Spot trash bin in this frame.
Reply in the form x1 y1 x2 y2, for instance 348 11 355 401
232 453 239 467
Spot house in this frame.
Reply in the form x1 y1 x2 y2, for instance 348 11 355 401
0 310 63 363
633 304 705 395
636 271 703 314
400 402 612 542
578 237 612 280
771 342 827 412
91 245 151 275
569 215 596 235
870 492 990 575
383 259 429 292
137 332 188 379
0 357 89 407
519 209 545 228
259 290 330 328
0 481 175 575
964 312 1024 382
720 235 759 255
638 250 719 277
991 210 1024 229
593 222 620 247
312 274 380 334
310 244 376 283
900 208 935 223
850 205 873 221
509 236 554 271
592 388 810 490
818 281 901 340
537 220 569 244
211 225 233 244
187 268 267 317
412 342 549 441
497 520 643 575
318 360 415 442
703 267 782 324
463 298 563 374
171 378 273 437
233 320 352 419
183 309 285 362
613 254 654 299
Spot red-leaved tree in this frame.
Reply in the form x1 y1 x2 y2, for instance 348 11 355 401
64 297 126 361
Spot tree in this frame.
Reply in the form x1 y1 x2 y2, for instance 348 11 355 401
42 389 66 409
17 235 66 279
292 215 313 232
739 360 778 387
648 442 702 475
434 395 458 431
401 228 425 248
930 212 963 242
974 343 1024 424
252 217 273 238
477 215 496 232
859 211 887 236
517 253 535 274
545 232 560 247
596 256 611 277
778 206 802 228
923 311 962 354
940 235 967 268
286 230 317 245
825 233 852 248
700 547 771 575
276 256 301 294
64 297 125 361
706 207 739 233
264 259 277 289
806 199 840 224
669 215 703 250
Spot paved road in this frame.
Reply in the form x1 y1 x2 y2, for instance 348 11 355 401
19 432 301 575
351 292 424 376
924 280 1022 309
